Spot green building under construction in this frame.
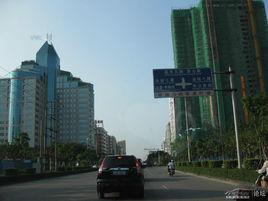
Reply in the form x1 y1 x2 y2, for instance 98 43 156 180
171 0 268 133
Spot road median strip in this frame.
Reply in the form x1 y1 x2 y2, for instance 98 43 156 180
0 168 97 186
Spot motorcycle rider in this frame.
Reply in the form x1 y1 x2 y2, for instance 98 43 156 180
167 160 175 175
257 159 268 188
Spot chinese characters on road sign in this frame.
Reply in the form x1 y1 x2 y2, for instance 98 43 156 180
153 68 214 98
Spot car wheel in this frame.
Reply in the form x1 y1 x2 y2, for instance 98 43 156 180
137 187 144 199
97 190 104 199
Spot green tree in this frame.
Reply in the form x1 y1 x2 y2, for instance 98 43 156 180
172 128 223 162
171 134 188 161
57 143 98 167
146 151 169 166
0 143 8 160
240 127 259 159
242 95 268 158
5 133 32 160
76 148 97 167
191 128 222 160
15 132 31 159
222 129 236 160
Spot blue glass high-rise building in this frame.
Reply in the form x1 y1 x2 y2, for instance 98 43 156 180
1 41 60 147
57 70 95 147
36 41 60 102
7 61 46 146
0 41 95 149
36 41 60 146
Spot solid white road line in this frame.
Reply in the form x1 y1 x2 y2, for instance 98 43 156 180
175 170 241 186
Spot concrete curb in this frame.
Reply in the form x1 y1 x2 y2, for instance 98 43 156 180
176 170 253 187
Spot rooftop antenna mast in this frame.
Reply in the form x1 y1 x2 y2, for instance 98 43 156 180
46 33 52 44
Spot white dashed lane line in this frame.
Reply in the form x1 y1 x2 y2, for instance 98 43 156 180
161 185 168 190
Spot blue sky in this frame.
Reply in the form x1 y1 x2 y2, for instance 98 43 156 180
0 0 268 159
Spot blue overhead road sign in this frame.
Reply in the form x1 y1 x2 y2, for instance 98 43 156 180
153 68 214 98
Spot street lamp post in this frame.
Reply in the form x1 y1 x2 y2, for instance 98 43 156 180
86 137 89 149
229 67 241 169
214 68 241 168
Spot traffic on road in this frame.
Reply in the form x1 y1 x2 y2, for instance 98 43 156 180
0 166 236 201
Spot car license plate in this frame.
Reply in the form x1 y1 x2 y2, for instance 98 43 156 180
112 170 126 176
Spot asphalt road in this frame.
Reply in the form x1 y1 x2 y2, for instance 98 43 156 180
0 167 237 201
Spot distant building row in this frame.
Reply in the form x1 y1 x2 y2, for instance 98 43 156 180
95 120 126 158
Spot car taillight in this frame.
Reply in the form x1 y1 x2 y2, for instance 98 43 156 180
135 160 142 176
136 161 140 168
98 161 105 176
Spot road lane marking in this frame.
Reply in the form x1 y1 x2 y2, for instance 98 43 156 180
161 185 168 190
146 169 154 177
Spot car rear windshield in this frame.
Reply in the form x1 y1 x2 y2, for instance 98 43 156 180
103 156 136 168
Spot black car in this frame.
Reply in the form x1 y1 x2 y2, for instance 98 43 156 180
96 155 144 199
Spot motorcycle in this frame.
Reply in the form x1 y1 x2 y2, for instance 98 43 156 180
168 167 175 176
225 172 268 200
255 172 268 189
225 171 268 201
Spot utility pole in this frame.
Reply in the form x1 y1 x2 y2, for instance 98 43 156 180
229 67 241 169
184 97 191 162
54 97 59 172
214 68 241 168
46 100 58 172
54 126 57 172
39 120 43 173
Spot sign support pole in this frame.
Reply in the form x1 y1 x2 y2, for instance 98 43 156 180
229 67 241 169
184 97 191 162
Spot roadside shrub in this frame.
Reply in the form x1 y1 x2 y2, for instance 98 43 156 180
227 168 258 182
25 168 36 175
66 167 73 171
5 168 18 176
201 160 209 168
186 161 193 166
208 160 223 168
243 158 262 170
74 166 90 171
223 160 238 169
176 166 258 183
57 167 65 172
192 161 201 167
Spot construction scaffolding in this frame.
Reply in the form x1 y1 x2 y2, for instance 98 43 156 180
171 0 268 131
